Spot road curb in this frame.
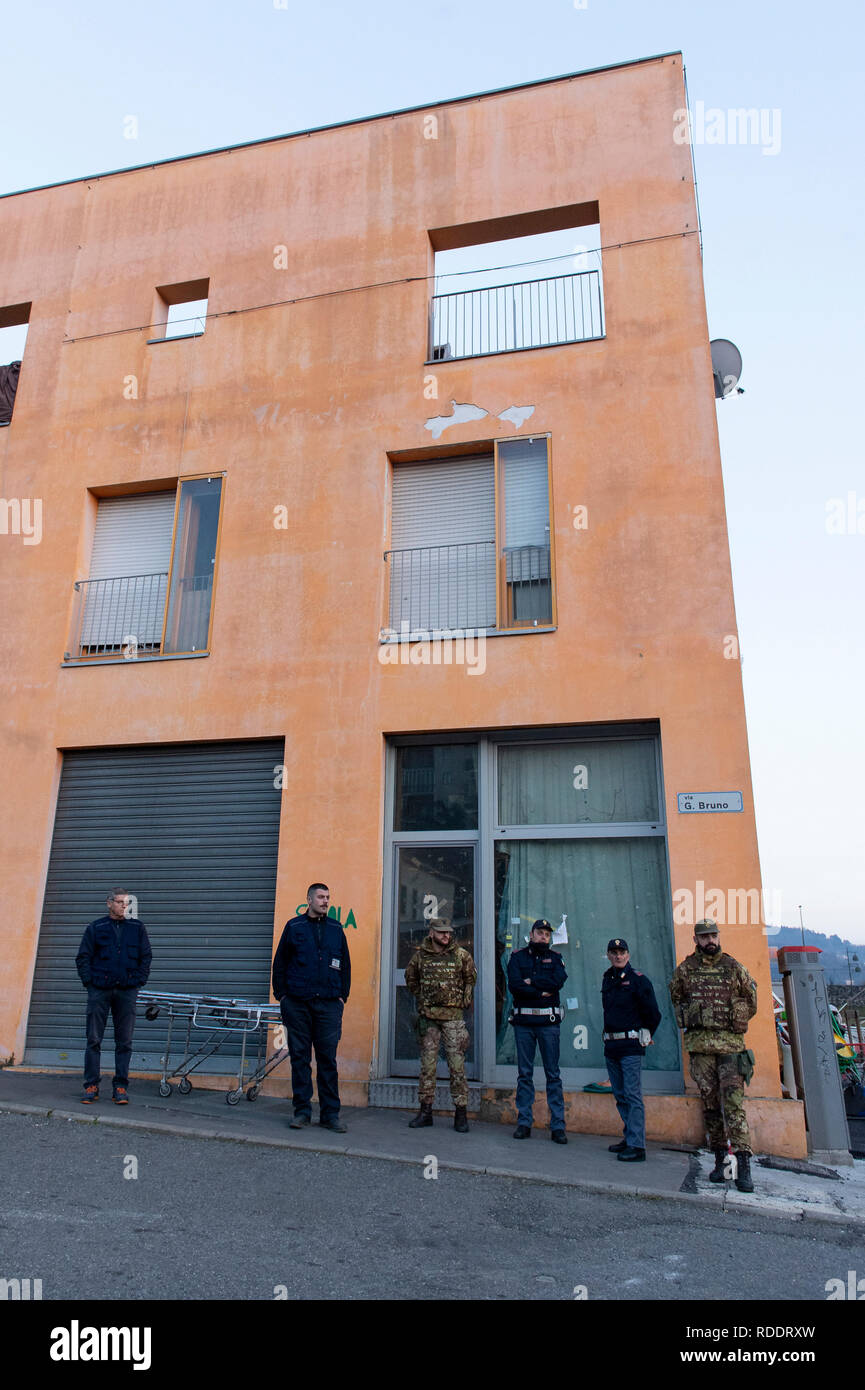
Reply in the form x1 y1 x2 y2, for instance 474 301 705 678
2 1101 860 1227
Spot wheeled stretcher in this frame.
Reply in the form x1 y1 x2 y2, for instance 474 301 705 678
137 989 288 1104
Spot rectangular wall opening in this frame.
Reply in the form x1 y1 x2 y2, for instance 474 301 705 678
428 204 602 360
0 301 31 425
151 278 210 341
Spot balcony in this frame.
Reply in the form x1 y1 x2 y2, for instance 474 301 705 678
428 269 603 362
384 541 552 635
66 570 213 660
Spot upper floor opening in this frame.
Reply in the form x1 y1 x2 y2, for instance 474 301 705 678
0 302 31 426
428 202 603 363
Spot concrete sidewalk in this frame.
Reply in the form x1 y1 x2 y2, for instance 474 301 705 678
2 1068 863 1226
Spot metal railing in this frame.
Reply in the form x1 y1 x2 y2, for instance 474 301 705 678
384 542 553 633
503 545 553 624
67 572 169 659
429 269 603 361
385 542 497 633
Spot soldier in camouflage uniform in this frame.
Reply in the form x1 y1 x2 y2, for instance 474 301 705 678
404 918 477 1132
669 920 758 1192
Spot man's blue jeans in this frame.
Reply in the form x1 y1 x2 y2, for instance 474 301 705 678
605 1052 646 1148
514 1024 565 1129
84 986 139 1088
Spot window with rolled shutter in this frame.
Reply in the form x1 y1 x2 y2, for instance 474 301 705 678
499 436 552 624
80 493 176 653
389 455 496 632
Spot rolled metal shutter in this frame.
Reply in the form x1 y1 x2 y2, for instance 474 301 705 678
25 738 284 1072
389 455 496 631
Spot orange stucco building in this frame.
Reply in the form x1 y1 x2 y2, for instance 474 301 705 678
0 53 805 1154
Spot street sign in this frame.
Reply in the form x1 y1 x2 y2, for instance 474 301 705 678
677 792 743 814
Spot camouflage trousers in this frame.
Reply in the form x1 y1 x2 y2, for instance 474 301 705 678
418 1017 470 1107
689 1052 752 1153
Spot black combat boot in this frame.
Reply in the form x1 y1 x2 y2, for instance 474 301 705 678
734 1151 754 1193
408 1102 433 1128
454 1106 469 1133
709 1148 728 1183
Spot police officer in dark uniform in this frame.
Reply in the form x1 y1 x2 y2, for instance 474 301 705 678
507 919 568 1143
602 937 661 1162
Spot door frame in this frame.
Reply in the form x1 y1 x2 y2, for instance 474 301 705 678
388 837 479 1079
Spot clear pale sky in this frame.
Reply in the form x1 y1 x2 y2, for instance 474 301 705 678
2 0 863 942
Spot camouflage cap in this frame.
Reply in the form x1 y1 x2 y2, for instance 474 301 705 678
694 919 719 935
428 918 453 933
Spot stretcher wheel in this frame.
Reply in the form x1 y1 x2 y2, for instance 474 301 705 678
158 1081 172 1097
178 1077 192 1095
226 1088 242 1105
145 1005 160 1021
246 1084 260 1101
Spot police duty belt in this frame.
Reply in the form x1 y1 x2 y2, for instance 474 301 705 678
510 1006 564 1022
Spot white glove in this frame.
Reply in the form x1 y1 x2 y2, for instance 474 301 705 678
638 1028 652 1047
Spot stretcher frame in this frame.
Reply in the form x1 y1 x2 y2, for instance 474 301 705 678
138 989 287 1104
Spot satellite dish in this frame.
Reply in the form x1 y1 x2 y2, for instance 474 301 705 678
710 339 743 399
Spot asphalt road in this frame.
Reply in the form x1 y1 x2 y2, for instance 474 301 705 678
0 1112 861 1301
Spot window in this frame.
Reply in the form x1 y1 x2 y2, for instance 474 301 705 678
0 302 31 425
428 203 603 360
382 730 681 1090
67 475 224 661
385 437 553 636
493 737 678 1077
149 278 209 342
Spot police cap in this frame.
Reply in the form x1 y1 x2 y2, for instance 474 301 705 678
607 938 629 952
531 919 553 934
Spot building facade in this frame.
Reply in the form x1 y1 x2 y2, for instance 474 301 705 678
0 53 805 1154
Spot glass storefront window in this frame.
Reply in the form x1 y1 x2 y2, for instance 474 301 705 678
498 738 659 825
393 844 476 1070
494 836 678 1071
394 744 478 830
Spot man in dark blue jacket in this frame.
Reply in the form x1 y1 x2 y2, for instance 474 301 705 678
75 889 152 1105
272 883 351 1133
507 919 568 1143
602 937 662 1162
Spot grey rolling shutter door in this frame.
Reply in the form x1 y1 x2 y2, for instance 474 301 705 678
82 492 176 650
390 455 496 630
25 739 284 1071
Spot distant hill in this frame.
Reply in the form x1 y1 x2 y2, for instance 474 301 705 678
767 925 864 985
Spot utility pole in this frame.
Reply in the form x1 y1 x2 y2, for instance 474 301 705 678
798 904 806 948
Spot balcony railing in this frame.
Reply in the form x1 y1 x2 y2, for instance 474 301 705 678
67 572 169 659
385 542 497 633
384 542 553 634
428 269 603 362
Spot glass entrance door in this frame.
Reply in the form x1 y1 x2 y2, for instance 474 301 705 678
391 844 477 1078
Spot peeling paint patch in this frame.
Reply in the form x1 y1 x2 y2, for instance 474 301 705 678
252 403 281 428
498 404 535 429
424 400 488 441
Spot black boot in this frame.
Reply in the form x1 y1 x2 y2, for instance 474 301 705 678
709 1148 728 1183
408 1102 433 1128
454 1106 469 1133
734 1151 754 1193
